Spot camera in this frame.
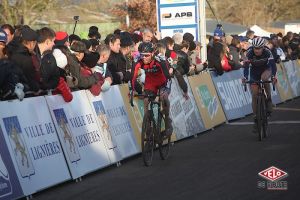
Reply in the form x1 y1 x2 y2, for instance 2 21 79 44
73 16 79 21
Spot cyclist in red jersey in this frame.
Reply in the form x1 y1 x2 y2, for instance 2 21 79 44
131 42 173 136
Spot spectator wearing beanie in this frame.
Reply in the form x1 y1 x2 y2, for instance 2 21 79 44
69 34 81 46
183 32 196 51
9 27 41 93
55 31 70 47
70 41 101 91
88 26 101 41
207 26 227 75
120 31 134 83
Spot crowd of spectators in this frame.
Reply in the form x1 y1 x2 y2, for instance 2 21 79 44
0 22 299 101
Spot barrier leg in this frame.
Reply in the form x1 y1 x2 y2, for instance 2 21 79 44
116 161 121 167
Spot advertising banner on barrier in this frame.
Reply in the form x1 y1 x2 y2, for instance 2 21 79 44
276 63 293 102
85 91 121 163
45 91 111 179
0 97 71 196
169 77 206 140
86 86 139 160
211 70 250 120
188 73 226 129
0 126 24 200
118 84 144 149
283 61 300 97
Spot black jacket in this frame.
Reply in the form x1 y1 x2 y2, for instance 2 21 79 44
229 45 243 70
107 51 126 85
9 45 40 92
207 41 224 75
40 51 61 90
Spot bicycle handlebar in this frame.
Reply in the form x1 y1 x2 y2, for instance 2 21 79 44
243 80 275 92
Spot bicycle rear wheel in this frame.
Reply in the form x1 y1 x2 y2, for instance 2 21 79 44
141 112 154 166
256 95 263 141
158 113 171 160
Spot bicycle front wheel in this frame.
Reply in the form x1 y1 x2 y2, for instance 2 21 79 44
158 113 171 160
141 112 154 166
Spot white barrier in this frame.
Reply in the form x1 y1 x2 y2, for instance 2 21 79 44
0 97 71 196
169 77 206 140
45 91 111 179
86 86 140 160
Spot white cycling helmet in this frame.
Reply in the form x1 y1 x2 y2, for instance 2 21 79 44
252 37 266 48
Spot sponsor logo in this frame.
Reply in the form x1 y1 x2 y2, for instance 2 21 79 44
258 166 288 190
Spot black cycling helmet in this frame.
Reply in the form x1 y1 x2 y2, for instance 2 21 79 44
138 42 154 53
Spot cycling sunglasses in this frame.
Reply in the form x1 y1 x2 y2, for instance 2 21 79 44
140 53 152 58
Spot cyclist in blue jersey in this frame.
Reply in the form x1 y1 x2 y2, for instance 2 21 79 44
242 37 277 131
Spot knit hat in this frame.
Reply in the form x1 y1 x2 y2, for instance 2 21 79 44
20 27 38 41
53 49 68 69
183 32 194 42
69 34 81 44
88 26 101 40
55 31 68 45
131 33 143 44
120 31 133 47
0 28 7 43
213 28 224 37
82 52 100 68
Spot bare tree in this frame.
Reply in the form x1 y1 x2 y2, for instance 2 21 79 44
0 0 68 25
206 0 300 26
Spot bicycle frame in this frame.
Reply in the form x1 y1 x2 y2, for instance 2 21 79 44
244 80 274 141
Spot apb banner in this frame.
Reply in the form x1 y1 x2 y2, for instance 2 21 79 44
157 0 199 40
0 97 70 196
0 126 24 200
188 73 226 129
87 86 139 160
169 77 206 140
46 91 111 179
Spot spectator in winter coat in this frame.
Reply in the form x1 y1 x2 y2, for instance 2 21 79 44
0 30 25 100
120 31 134 83
35 27 60 90
207 27 226 75
107 34 125 85
70 41 102 92
9 27 40 93
228 37 243 70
